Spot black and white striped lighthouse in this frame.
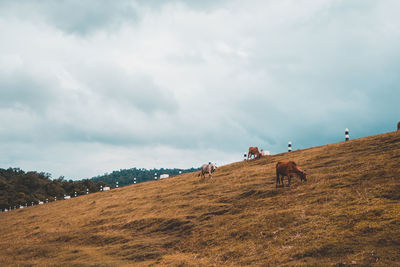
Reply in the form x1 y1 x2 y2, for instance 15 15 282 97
288 141 292 152
345 128 349 141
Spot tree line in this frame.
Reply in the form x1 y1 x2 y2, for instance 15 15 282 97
0 168 108 210
0 167 199 210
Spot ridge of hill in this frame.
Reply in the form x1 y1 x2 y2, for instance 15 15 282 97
0 131 399 266
90 167 200 187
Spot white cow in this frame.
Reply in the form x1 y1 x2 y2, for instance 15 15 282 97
260 149 270 156
199 162 217 180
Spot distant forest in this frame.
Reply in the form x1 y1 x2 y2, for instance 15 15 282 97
0 168 108 210
90 167 199 187
0 167 199 210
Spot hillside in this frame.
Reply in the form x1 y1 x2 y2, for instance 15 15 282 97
0 131 399 266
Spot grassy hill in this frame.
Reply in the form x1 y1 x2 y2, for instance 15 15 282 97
0 131 399 266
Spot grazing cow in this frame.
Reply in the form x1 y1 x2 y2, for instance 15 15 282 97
199 162 217 180
398 122 400 131
248 147 261 160
276 161 307 188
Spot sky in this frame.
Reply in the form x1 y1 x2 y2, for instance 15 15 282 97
0 0 399 180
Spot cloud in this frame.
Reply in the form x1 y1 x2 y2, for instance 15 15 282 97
0 0 138 35
0 0 399 179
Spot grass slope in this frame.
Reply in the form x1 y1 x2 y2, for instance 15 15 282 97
0 132 400 266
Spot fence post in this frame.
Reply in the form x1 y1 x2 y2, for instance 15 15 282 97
86 188 89 194
244 154 247 161
116 181 119 188
345 128 349 141
134 177 136 184
288 141 292 152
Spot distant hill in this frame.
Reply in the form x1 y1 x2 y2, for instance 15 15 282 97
90 167 200 187
0 131 399 266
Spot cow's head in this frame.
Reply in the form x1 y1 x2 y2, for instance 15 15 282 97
299 170 307 182
211 163 217 172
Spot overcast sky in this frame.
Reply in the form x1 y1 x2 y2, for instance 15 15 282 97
0 0 399 179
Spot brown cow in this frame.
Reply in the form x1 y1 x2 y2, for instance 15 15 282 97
397 122 400 131
276 161 307 188
248 147 261 160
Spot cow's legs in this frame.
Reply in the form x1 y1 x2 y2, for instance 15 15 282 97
276 172 280 188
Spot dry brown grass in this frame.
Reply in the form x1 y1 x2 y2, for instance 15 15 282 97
1 131 400 266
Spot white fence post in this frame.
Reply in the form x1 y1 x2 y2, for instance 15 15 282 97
345 128 349 141
134 177 136 184
116 181 119 188
288 141 292 152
